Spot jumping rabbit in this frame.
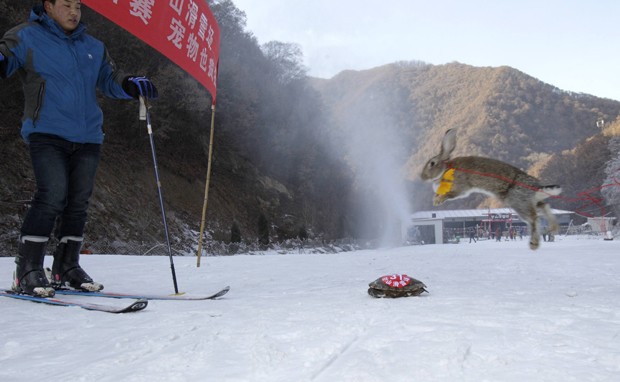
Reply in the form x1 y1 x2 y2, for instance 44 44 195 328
420 129 561 250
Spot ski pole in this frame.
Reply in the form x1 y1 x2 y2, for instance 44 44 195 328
139 96 180 294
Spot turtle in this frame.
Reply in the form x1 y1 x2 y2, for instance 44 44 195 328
368 274 428 298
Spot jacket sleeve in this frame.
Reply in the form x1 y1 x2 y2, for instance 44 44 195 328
0 24 28 79
97 46 132 99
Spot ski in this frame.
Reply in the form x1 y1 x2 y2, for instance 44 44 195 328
53 285 230 301
0 290 148 313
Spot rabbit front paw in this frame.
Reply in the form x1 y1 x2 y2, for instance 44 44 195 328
433 194 447 206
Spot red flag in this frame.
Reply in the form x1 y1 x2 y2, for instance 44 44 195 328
82 0 220 101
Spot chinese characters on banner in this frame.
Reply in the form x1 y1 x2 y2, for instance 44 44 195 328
82 0 220 101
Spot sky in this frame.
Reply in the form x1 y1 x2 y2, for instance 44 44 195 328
232 0 620 101
2 235 619 380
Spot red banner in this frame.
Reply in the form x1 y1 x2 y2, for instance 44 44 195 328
82 0 220 101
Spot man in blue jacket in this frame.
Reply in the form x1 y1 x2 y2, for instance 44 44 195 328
0 0 158 297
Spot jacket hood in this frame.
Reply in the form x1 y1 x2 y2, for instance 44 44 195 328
30 4 86 39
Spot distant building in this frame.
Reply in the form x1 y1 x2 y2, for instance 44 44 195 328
408 208 574 244
584 217 616 235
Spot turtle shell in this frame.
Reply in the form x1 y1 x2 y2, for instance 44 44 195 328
368 274 427 298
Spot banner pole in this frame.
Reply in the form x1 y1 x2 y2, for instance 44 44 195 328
196 102 217 267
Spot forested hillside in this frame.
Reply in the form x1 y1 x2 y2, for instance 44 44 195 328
0 1 618 256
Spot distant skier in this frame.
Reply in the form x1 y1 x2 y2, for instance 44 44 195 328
468 228 477 243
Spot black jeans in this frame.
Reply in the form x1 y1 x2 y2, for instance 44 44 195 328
20 134 101 239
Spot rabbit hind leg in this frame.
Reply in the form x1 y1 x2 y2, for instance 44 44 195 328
513 203 540 250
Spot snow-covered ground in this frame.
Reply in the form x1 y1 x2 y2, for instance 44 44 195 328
1 235 619 382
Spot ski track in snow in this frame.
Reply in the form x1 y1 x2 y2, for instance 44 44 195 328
1 235 619 381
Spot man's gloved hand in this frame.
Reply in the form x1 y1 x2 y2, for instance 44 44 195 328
122 76 159 99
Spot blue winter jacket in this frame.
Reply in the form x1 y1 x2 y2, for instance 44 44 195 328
0 5 131 144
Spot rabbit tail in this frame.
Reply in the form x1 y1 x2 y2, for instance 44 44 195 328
535 185 561 202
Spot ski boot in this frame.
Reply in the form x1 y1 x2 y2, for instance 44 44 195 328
51 236 103 291
13 236 55 297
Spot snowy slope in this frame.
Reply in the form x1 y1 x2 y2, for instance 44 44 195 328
1 235 619 382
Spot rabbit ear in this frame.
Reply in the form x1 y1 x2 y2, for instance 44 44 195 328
439 129 457 160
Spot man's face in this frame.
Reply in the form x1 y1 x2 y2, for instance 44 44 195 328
45 0 81 34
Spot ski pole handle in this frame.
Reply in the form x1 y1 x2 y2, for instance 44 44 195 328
139 95 147 121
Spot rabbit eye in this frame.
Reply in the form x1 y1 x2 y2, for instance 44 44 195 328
429 160 436 168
